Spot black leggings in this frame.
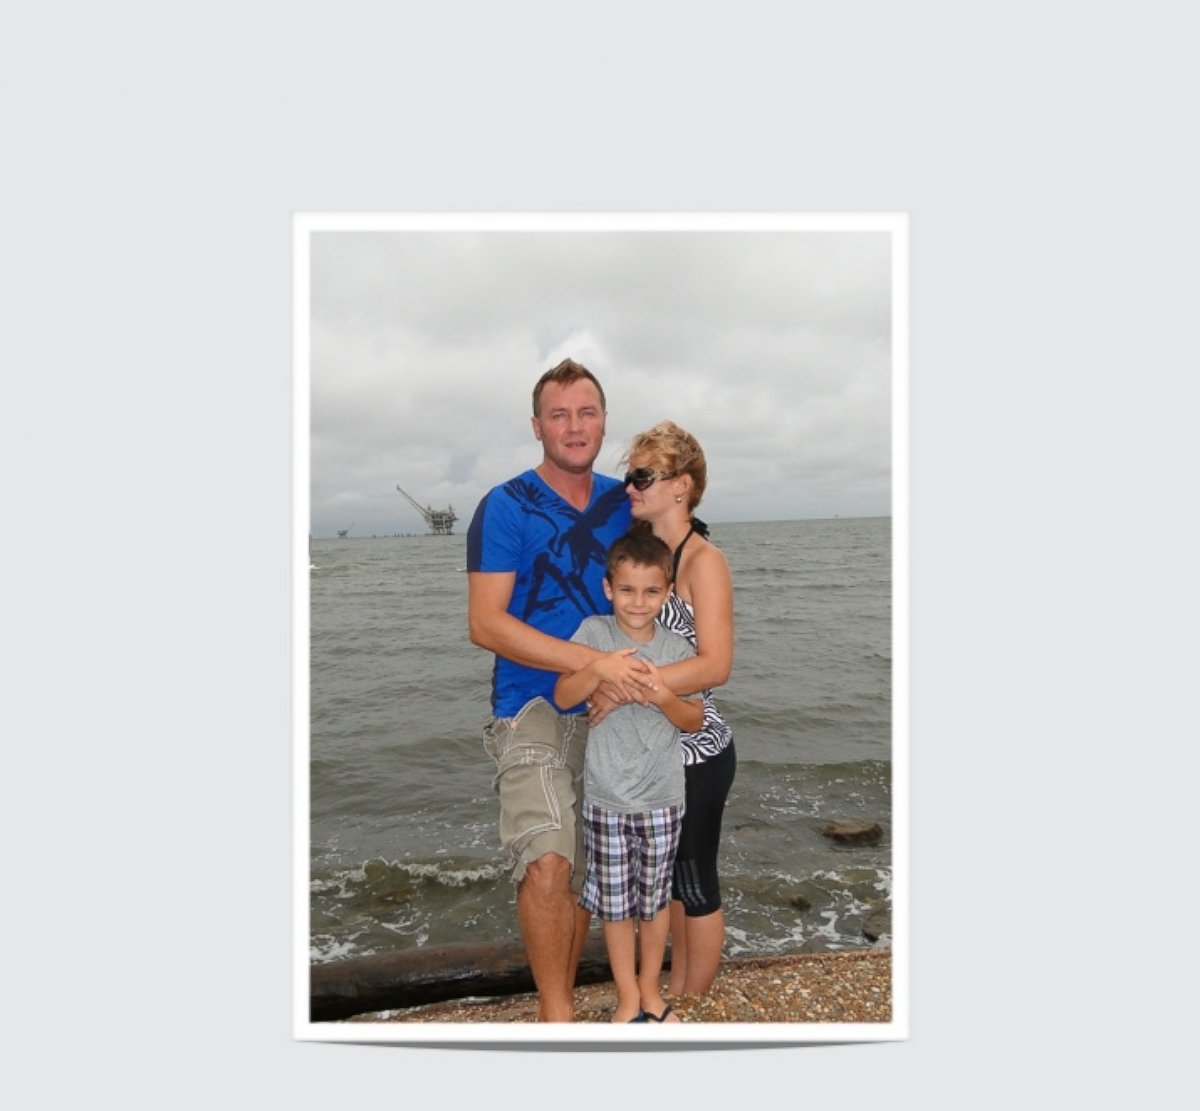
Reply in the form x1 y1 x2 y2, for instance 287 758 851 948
671 741 737 917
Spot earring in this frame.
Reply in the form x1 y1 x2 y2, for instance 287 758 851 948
675 495 683 504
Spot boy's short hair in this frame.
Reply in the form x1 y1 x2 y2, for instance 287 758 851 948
605 528 673 583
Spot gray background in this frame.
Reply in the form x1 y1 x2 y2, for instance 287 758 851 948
6 0 1193 1103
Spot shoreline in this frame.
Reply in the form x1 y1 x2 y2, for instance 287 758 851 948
341 948 892 1025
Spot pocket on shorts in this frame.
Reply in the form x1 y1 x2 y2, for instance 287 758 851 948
483 698 583 870
482 697 567 782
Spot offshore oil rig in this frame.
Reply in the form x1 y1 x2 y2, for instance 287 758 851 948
396 484 458 535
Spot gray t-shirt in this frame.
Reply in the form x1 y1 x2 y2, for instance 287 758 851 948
570 615 696 813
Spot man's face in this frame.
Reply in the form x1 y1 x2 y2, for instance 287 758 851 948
531 379 607 474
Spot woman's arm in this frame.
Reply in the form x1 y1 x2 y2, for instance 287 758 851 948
656 544 734 696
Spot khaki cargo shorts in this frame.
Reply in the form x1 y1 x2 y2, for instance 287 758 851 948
482 697 589 893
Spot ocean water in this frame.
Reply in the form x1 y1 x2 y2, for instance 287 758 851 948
307 517 893 965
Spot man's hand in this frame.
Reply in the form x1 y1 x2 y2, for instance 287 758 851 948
590 649 653 703
587 662 657 724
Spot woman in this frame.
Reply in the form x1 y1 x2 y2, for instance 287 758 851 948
620 420 736 996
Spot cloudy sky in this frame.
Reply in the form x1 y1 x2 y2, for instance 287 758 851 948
302 216 900 539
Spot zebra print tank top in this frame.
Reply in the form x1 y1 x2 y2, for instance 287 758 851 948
658 520 734 766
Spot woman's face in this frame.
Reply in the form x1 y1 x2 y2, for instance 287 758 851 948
625 453 678 520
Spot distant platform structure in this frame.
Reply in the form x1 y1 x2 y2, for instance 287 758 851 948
397 484 458 535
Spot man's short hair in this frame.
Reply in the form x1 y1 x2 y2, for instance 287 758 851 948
532 358 607 416
605 527 673 583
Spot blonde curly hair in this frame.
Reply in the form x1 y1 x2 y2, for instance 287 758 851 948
622 420 708 511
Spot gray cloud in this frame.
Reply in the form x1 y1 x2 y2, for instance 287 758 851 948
305 222 898 538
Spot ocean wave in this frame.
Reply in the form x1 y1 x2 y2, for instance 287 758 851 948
312 856 506 899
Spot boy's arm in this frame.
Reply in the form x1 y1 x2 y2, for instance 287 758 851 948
640 659 704 733
659 691 704 734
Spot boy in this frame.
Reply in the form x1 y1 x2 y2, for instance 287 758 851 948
553 528 703 1024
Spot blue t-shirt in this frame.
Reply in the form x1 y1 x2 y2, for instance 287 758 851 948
467 469 632 717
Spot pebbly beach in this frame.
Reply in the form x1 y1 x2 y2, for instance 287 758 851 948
337 947 893 1025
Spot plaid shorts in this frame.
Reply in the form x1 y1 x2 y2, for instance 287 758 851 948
578 801 683 922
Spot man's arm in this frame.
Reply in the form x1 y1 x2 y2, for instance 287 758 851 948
468 571 599 674
553 662 602 710
554 648 643 711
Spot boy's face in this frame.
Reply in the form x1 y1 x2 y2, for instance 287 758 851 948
602 560 671 636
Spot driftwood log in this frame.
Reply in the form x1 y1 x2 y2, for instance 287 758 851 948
310 937 619 1022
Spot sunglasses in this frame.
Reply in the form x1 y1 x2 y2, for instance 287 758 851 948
623 467 672 492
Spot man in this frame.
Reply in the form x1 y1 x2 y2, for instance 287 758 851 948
467 358 644 1022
